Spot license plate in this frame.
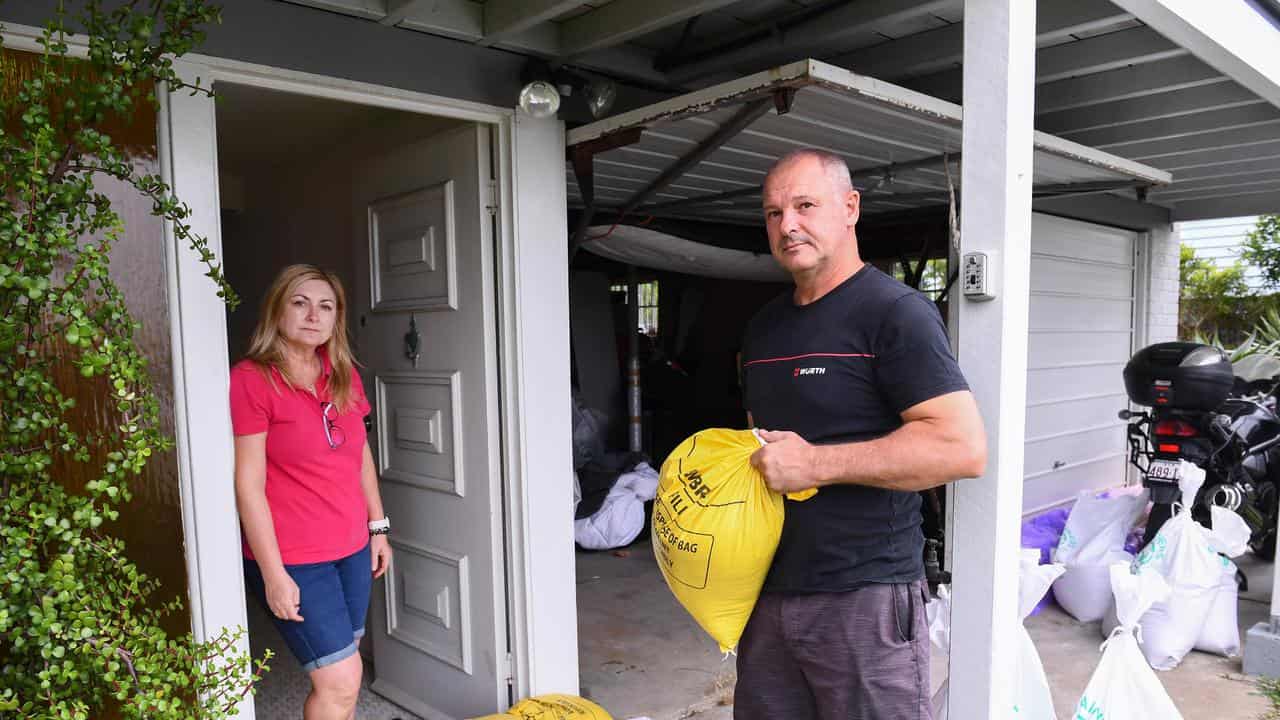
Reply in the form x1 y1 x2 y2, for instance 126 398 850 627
1147 459 1183 482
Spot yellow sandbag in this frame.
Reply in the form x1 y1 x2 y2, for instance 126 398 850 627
468 694 612 719
652 428 784 653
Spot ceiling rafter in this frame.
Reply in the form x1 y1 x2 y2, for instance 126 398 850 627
1035 80 1258 134
827 0 1134 82
662 0 958 84
1031 55 1225 114
558 0 744 58
1061 103 1280 149
479 0 583 45
903 32 1199 103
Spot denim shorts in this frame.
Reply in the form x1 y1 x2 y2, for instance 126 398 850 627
244 543 372 672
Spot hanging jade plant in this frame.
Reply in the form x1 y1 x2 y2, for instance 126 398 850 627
0 2 265 717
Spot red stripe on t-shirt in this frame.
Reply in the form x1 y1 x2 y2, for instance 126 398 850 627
743 352 876 367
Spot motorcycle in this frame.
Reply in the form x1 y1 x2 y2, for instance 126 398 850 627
1120 342 1280 559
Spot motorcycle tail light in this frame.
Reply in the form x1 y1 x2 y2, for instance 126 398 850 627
1154 419 1198 437
1157 443 1182 454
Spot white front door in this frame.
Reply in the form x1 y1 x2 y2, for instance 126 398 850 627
353 123 508 719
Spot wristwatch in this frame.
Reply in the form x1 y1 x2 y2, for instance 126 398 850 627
368 517 391 536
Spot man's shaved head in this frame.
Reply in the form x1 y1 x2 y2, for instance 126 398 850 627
764 149 854 194
759 147 862 297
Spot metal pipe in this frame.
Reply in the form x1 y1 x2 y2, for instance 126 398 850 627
627 267 643 453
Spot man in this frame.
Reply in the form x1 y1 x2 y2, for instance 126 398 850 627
737 148 987 720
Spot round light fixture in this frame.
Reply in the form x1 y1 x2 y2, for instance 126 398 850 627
518 80 561 118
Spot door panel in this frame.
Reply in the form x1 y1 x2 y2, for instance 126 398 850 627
355 123 506 719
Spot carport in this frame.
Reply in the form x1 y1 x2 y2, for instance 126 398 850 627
563 50 1176 717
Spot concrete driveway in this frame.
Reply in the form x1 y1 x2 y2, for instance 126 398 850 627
578 541 1276 720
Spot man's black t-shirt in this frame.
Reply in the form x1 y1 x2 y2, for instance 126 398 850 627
741 265 969 593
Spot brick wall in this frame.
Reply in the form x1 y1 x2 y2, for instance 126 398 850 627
1146 224 1181 344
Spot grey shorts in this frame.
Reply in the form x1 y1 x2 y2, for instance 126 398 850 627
734 580 932 720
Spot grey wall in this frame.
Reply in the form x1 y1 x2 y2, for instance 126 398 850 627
2 0 669 120
2 0 521 107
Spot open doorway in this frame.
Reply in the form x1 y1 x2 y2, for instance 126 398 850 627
568 220 787 718
214 82 508 720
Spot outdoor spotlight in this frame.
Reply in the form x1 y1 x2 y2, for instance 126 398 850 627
517 59 617 120
518 79 560 118
585 78 617 119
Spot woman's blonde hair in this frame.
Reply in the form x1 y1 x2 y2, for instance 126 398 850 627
244 264 359 412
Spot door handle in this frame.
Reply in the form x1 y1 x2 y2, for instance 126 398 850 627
404 314 421 368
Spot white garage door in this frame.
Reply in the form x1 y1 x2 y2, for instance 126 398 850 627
1023 213 1139 513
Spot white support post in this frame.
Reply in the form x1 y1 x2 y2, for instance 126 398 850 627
948 0 1036 717
502 113 579 697
159 62 252 718
1273 525 1280 627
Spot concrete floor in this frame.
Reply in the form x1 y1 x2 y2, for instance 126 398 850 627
577 540 1277 720
576 543 737 720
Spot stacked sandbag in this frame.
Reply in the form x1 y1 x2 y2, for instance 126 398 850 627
1075 565 1183 720
1120 465 1251 669
926 549 1065 720
1051 489 1146 622
1104 504 1247 661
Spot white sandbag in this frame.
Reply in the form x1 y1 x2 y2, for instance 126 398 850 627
1052 490 1145 622
1130 466 1250 670
1017 549 1066 720
1207 504 1252 557
927 583 952 653
1054 549 1134 622
1195 559 1240 657
1193 507 1246 658
1101 559 1239 661
1054 490 1146 566
926 584 952 719
1132 517 1216 669
928 552 1064 720
1020 549 1066 619
932 677 949 720
1075 565 1182 720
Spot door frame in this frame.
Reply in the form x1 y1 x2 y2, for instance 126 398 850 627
0 21 577 717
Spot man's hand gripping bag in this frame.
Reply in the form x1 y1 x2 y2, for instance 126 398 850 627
651 428 784 653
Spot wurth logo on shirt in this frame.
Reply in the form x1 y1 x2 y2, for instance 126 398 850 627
793 367 827 377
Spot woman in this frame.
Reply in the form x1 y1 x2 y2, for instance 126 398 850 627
230 264 392 720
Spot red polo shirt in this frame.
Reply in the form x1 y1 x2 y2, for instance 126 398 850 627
229 353 371 565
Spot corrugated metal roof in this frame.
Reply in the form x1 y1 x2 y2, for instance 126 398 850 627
566 59 1172 224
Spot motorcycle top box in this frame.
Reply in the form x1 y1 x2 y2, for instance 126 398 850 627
1123 342 1233 411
